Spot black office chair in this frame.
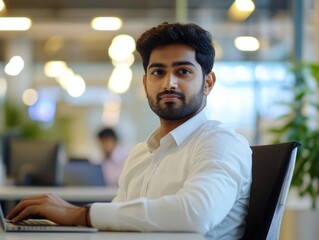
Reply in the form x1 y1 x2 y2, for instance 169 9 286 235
241 141 301 240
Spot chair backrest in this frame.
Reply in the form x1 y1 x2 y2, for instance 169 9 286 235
241 141 301 240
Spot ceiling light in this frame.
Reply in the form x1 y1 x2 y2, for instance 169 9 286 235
44 36 64 54
0 17 32 31
234 36 260 51
91 17 122 31
66 74 86 98
22 88 38 106
0 0 6 12
57 68 74 90
228 0 255 21
235 0 255 11
44 61 68 78
5 56 24 76
108 34 136 61
112 54 135 67
108 66 132 94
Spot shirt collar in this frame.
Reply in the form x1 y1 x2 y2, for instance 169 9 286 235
147 107 210 152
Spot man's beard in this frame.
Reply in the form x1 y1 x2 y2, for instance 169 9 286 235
147 89 204 120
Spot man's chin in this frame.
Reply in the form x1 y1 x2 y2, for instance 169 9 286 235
155 109 187 120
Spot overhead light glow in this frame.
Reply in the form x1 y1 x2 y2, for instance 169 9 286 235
112 53 135 67
22 88 38 106
66 74 86 98
228 0 255 21
108 34 136 62
235 0 255 11
44 36 64 54
234 36 260 51
0 0 6 12
108 66 132 94
0 17 32 31
44 61 68 78
102 93 122 127
91 17 122 31
5 56 24 76
57 68 75 90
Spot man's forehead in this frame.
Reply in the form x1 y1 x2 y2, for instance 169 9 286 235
148 44 197 66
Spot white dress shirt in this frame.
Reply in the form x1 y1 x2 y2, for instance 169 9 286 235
90 108 252 239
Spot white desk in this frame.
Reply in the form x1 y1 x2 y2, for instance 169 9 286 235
0 186 118 202
0 232 204 240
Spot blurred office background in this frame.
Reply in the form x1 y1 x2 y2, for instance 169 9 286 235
0 0 317 158
0 0 318 238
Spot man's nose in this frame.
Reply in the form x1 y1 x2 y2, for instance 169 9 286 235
162 73 177 90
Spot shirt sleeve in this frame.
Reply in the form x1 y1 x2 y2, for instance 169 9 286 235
89 136 251 235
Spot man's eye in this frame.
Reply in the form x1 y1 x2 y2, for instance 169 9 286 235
151 69 164 75
178 69 191 74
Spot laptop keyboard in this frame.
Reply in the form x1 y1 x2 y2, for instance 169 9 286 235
6 218 57 226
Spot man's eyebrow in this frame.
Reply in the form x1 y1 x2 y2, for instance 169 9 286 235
172 61 196 68
148 61 196 70
148 63 167 69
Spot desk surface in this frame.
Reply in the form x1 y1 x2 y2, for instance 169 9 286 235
0 232 204 240
0 186 118 202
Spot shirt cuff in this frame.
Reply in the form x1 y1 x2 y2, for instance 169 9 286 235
90 202 121 230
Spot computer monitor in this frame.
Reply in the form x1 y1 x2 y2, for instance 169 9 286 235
7 139 66 186
63 158 105 186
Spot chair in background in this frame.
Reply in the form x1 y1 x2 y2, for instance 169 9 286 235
241 141 301 240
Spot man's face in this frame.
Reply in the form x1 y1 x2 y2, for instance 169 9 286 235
100 137 117 158
143 44 212 121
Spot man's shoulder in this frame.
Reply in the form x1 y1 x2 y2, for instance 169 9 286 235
125 141 149 160
191 120 250 152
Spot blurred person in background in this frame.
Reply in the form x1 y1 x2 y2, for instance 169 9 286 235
96 127 129 187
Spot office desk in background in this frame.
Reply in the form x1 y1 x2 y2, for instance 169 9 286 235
0 186 118 202
0 232 205 240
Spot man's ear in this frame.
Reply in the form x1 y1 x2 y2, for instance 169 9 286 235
203 71 216 96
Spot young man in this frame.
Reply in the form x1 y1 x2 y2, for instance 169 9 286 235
8 23 252 239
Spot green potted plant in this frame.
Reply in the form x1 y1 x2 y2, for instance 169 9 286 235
270 62 319 208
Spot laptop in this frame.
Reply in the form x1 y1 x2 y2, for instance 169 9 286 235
0 204 98 233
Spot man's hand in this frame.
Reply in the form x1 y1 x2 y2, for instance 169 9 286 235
7 194 89 226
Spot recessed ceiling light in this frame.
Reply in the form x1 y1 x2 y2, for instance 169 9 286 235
234 36 260 51
0 17 32 31
91 17 122 31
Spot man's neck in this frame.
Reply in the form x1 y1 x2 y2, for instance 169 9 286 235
159 118 186 138
158 108 204 138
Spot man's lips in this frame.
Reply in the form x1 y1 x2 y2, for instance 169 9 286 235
160 94 181 102
157 91 184 102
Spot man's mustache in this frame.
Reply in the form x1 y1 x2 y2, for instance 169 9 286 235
157 90 185 100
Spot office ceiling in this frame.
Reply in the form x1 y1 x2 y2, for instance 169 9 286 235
0 0 292 64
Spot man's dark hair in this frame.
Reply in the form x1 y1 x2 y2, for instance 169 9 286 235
97 128 118 141
136 22 215 75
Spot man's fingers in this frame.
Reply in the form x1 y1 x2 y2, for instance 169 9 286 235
7 194 53 219
11 205 40 223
